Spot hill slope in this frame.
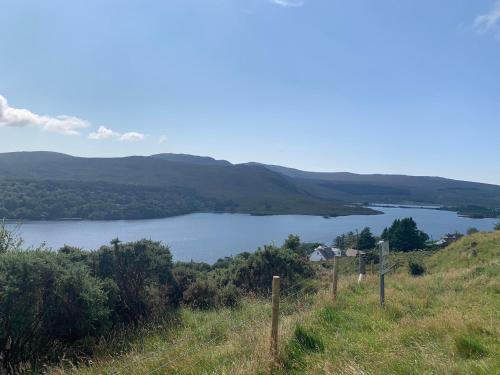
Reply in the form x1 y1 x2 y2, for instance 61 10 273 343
251 163 500 210
0 152 373 219
50 231 500 374
0 151 499 220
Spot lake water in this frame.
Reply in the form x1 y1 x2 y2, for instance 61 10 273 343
7 207 498 263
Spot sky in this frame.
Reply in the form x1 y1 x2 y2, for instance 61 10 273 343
0 0 499 184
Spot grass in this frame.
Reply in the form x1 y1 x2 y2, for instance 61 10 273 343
52 231 500 374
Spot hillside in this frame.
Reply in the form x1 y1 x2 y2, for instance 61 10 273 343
49 231 500 374
0 152 373 220
0 151 499 220
251 163 500 212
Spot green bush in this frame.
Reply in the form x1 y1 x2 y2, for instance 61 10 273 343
182 280 218 310
408 261 426 276
219 246 313 295
217 284 241 308
90 239 179 323
0 235 181 371
0 251 109 370
467 227 479 235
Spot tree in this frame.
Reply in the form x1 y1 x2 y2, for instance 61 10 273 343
381 217 429 251
334 231 357 250
357 227 376 250
283 234 300 252
494 223 500 231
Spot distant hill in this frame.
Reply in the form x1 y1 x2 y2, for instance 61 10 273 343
151 153 232 166
0 151 498 220
0 152 373 220
248 162 500 212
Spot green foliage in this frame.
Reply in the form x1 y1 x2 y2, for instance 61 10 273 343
334 231 357 250
219 246 314 295
91 239 179 323
0 231 181 371
0 180 229 220
283 234 300 252
0 221 23 253
455 334 488 359
494 222 500 231
408 260 426 276
357 227 376 250
216 284 241 308
0 251 109 370
282 234 320 259
382 217 429 251
182 280 219 310
466 227 479 235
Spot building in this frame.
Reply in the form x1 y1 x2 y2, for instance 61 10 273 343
310 245 341 262
436 233 464 247
345 248 366 257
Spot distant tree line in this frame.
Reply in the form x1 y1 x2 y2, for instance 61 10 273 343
0 179 236 220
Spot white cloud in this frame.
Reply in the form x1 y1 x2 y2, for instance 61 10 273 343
0 94 89 135
159 135 168 144
119 132 145 142
88 126 120 140
88 126 145 142
270 0 304 7
474 1 500 34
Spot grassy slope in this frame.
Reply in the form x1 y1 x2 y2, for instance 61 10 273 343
53 232 499 374
280 232 499 374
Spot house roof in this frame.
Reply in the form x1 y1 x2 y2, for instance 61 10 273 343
345 248 365 257
311 245 340 260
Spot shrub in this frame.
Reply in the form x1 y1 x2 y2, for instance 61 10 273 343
220 246 314 295
91 239 179 323
217 284 240 308
466 227 479 235
0 251 109 370
408 261 426 276
182 280 218 310
455 334 488 359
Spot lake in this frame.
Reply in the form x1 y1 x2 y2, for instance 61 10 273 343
7 207 498 263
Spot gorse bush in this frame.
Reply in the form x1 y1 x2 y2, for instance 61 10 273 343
408 260 426 276
0 250 110 371
0 229 314 371
90 239 179 323
0 232 181 372
182 279 219 310
217 245 314 295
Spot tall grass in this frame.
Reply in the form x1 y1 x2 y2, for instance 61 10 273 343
52 232 499 374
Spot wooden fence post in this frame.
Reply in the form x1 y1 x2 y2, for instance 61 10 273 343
332 256 338 303
270 276 280 361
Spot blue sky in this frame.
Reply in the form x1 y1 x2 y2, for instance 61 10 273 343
0 0 499 184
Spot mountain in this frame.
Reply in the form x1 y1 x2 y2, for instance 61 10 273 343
0 152 373 220
0 151 498 220
150 153 232 166
248 162 500 211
